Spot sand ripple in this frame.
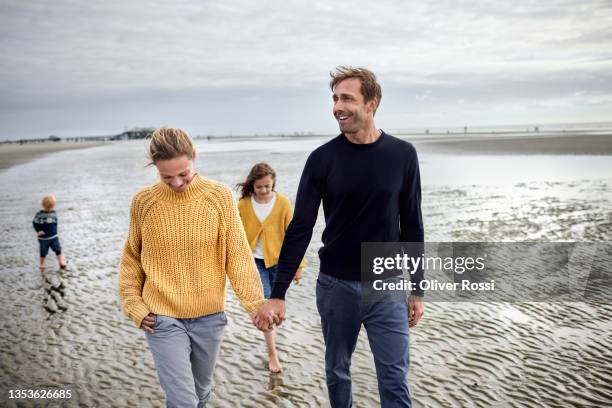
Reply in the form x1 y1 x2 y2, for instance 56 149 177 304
0 142 611 407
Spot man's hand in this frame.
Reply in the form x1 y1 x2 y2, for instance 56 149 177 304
37 231 45 237
253 299 286 331
140 313 156 333
408 295 424 328
293 270 304 284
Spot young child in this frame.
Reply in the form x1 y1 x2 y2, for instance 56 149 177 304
33 195 67 271
237 163 305 373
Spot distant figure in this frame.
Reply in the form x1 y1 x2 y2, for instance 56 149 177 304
236 162 305 373
33 195 67 271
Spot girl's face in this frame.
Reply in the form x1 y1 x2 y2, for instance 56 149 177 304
253 175 274 202
156 155 195 193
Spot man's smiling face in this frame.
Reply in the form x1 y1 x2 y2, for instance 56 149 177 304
332 78 376 134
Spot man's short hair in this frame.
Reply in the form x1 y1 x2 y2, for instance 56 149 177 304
329 66 382 113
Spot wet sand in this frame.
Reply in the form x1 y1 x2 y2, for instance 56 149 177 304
0 136 611 407
0 142 105 171
0 133 609 173
410 132 612 155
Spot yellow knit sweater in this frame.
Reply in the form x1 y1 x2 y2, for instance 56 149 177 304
238 192 305 271
119 173 265 328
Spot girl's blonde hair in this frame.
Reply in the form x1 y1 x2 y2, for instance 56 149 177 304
237 163 276 199
41 195 56 211
147 127 196 165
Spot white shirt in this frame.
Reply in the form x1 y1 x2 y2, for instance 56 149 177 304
251 193 276 259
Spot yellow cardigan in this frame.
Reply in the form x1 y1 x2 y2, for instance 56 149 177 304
238 192 305 271
118 174 265 328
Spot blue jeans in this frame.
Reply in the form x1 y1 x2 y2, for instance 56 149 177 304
255 258 277 299
146 312 227 408
316 273 412 408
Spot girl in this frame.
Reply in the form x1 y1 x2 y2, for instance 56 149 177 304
237 163 305 373
119 127 265 407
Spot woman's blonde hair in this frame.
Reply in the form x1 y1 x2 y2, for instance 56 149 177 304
41 195 56 211
147 127 196 165
236 163 276 199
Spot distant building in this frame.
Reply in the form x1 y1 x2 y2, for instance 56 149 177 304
111 127 155 141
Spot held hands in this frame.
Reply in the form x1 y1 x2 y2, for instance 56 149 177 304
408 295 424 328
253 299 286 332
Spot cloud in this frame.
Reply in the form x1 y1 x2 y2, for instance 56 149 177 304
0 0 611 138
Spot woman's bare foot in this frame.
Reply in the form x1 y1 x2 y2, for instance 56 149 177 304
268 352 282 373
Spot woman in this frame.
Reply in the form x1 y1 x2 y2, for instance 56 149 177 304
119 127 265 407
237 163 305 373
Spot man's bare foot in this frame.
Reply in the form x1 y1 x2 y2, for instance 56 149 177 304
268 352 282 373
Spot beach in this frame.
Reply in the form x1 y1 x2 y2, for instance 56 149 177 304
412 132 612 155
0 133 611 407
0 142 105 171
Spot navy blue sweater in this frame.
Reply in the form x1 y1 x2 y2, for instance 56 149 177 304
33 210 59 239
271 131 424 299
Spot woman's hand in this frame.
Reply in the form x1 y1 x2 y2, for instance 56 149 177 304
140 313 156 333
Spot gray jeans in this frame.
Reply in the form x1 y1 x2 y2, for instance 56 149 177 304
146 312 227 408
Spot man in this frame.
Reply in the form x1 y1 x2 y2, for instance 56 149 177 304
254 66 424 407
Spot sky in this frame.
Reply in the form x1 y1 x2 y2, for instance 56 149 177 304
1 0 611 139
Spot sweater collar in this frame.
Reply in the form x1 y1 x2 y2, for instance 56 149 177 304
153 173 208 203
340 130 386 149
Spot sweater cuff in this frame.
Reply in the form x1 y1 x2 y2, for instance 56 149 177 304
270 281 291 300
410 288 424 297
244 299 266 318
129 303 151 328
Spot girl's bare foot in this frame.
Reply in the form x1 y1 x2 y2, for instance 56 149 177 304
268 352 282 373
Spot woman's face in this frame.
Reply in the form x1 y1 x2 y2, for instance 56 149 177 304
156 155 195 193
253 175 274 202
